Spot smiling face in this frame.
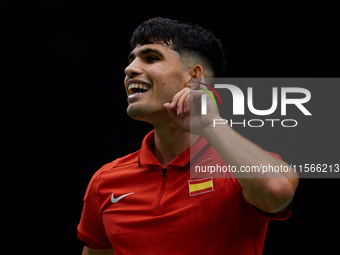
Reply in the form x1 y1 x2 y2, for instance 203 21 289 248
124 43 191 125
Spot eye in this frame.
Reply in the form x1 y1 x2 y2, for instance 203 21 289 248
147 55 159 63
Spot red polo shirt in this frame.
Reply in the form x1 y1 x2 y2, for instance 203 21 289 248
77 131 291 254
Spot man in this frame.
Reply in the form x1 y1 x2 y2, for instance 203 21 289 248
78 17 299 255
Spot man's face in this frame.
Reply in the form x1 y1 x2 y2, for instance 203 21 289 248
124 43 190 124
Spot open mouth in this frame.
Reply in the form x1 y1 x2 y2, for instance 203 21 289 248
128 83 151 95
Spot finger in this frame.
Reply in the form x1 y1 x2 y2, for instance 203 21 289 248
189 79 199 90
189 89 205 103
190 89 216 116
171 88 189 110
189 79 209 90
177 89 190 115
195 81 209 90
183 93 191 116
190 97 196 115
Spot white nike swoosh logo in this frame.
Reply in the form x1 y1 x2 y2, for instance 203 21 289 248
111 192 134 203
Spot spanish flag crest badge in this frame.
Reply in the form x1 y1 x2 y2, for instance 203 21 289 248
188 177 214 196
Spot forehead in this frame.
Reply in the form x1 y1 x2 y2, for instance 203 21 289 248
128 43 179 63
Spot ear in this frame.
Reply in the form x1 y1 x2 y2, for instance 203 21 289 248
185 65 204 88
191 64 203 79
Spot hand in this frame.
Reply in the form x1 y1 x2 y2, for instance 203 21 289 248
163 82 221 136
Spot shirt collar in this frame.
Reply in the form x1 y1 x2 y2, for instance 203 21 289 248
138 130 210 168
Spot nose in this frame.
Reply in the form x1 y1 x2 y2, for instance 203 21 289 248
125 59 143 78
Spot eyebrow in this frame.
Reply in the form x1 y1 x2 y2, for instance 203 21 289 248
128 48 165 64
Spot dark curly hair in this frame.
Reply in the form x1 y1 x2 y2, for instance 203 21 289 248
130 17 226 77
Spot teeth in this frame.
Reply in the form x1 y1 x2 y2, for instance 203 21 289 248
128 83 150 94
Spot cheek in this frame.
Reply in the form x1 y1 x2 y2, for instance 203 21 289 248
147 61 187 95
159 69 187 89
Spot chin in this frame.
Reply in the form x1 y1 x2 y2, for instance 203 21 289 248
127 105 150 121
126 104 165 124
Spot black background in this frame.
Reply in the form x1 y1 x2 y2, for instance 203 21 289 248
3 0 339 254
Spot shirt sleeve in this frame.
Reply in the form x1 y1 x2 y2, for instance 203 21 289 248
77 173 112 249
232 152 292 221
241 189 292 221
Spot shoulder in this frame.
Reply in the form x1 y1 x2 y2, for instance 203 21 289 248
96 149 140 176
83 149 140 201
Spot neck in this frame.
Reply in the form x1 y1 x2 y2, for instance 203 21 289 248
153 125 199 167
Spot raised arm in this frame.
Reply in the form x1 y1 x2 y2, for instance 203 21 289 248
164 82 299 213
